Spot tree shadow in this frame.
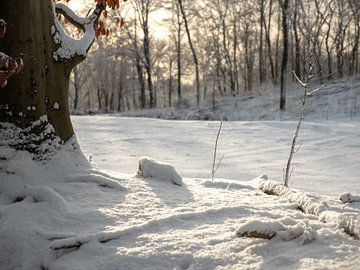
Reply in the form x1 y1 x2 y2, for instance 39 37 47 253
143 177 195 207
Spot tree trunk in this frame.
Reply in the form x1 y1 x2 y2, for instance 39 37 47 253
264 0 276 82
73 66 81 112
0 0 102 142
279 0 289 111
259 0 266 83
0 0 75 141
292 0 301 79
168 58 173 107
178 0 200 107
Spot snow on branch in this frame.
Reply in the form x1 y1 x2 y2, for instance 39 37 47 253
51 2 105 62
260 180 328 215
259 180 360 240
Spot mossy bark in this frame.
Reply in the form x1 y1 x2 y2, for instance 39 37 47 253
0 0 80 141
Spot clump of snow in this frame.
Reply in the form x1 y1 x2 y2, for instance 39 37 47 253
52 102 60 110
236 217 316 244
137 157 183 186
52 3 97 61
340 192 360 203
26 106 36 111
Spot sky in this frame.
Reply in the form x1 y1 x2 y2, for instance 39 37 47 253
67 0 170 40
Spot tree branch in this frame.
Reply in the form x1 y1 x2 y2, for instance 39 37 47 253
52 2 106 63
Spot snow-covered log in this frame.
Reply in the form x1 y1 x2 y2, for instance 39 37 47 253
137 157 183 186
259 180 360 239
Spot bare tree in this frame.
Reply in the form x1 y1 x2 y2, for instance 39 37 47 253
178 0 201 106
279 0 290 111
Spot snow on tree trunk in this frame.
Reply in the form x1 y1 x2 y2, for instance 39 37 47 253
0 0 102 143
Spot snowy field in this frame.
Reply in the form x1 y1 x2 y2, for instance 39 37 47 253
73 116 360 196
1 116 359 269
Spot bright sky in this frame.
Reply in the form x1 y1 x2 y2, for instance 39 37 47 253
68 0 170 39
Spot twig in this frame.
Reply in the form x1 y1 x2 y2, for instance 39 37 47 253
284 54 315 187
211 120 223 181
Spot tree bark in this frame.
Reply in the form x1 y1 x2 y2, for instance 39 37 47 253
279 0 289 111
0 0 101 141
0 0 73 141
259 0 266 83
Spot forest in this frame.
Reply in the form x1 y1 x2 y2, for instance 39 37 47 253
70 0 360 114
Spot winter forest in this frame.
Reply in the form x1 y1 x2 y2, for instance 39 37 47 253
70 0 360 115
0 0 360 269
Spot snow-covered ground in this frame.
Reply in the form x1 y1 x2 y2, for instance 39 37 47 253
73 116 360 196
1 79 360 269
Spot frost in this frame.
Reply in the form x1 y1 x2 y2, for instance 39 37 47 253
137 157 183 186
51 3 97 61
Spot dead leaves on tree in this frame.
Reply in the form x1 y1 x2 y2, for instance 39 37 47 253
0 19 23 88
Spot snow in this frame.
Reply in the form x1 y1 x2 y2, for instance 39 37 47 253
52 2 97 61
137 156 183 186
53 102 60 110
340 193 360 203
1 88 360 269
72 116 360 196
235 216 317 244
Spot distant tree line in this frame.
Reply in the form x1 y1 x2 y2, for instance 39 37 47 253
70 0 360 113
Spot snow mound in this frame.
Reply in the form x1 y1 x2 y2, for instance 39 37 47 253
137 157 182 186
340 192 360 203
236 217 316 244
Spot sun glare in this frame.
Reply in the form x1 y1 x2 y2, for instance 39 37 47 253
67 0 85 11
154 27 169 40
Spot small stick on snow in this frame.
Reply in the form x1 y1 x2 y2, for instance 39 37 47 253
211 120 223 181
